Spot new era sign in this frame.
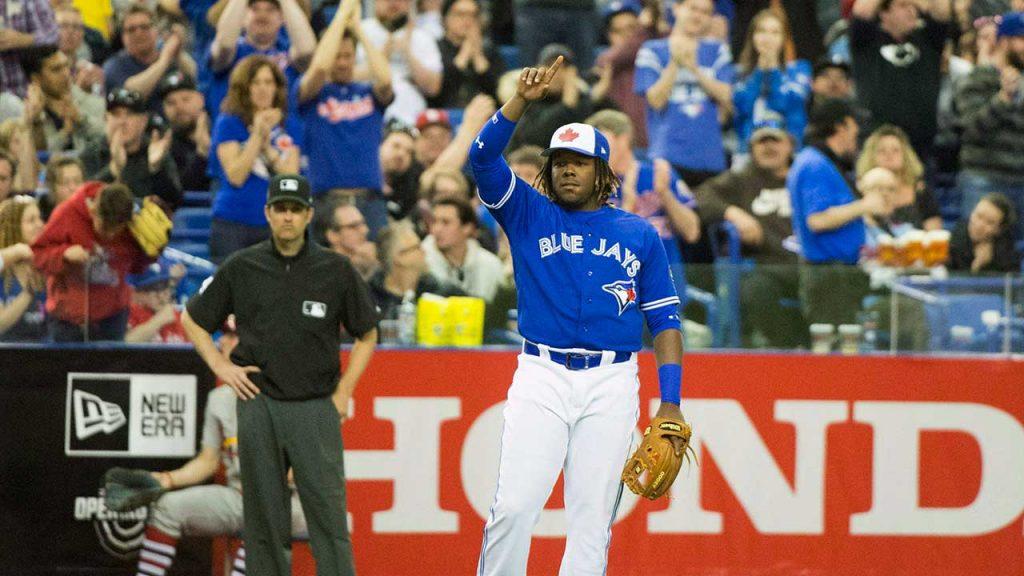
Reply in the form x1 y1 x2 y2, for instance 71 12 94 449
73 389 127 440
65 373 197 458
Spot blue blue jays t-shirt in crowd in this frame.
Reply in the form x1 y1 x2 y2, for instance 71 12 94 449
787 146 865 264
610 160 696 268
634 38 734 173
293 82 386 194
470 112 682 352
208 112 303 227
0 277 46 342
206 37 299 119
732 60 812 153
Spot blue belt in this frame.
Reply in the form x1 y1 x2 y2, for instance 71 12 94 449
523 340 633 371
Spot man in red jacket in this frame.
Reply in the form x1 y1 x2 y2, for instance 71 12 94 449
32 181 152 341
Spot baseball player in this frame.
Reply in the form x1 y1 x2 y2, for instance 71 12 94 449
470 57 688 575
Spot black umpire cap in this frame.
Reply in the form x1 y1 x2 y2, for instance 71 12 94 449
266 174 312 207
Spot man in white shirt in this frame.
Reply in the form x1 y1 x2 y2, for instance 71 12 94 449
359 0 443 123
421 196 504 302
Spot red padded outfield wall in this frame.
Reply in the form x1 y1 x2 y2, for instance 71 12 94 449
322 350 1024 576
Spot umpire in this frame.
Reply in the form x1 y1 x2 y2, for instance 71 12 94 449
182 173 379 576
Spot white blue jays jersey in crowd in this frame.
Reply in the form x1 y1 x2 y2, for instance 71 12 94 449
470 112 681 352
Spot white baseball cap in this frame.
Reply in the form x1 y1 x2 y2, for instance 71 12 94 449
541 123 611 163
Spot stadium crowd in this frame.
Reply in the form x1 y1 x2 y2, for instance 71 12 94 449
0 0 1021 348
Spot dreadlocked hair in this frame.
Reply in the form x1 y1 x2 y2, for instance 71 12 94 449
531 157 621 207
0 196 36 292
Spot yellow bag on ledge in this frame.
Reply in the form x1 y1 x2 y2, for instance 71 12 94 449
447 296 485 347
416 294 485 347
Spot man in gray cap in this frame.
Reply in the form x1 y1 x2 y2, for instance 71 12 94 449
696 118 807 348
182 173 379 576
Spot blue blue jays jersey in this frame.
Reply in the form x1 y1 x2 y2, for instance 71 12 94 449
470 112 681 352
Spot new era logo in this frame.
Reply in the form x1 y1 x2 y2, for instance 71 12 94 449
66 373 197 457
280 178 299 191
73 389 127 440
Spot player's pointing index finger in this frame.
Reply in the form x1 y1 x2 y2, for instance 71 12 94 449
543 55 564 83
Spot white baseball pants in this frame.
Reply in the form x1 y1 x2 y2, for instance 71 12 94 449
478 351 639 576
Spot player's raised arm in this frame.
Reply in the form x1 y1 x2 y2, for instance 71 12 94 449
470 57 564 208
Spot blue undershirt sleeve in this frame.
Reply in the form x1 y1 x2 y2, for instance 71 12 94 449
470 110 518 209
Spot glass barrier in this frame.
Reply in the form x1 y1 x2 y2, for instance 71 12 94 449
8 257 1022 356
680 262 1023 356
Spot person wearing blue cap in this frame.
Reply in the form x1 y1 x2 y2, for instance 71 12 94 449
470 56 691 575
125 261 187 343
955 11 1024 241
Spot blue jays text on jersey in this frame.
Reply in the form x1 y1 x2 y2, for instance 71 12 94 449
469 111 682 352
538 233 642 278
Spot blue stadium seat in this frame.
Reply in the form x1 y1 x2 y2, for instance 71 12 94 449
171 228 210 242
171 207 213 243
173 207 212 230
182 190 213 207
922 293 1005 352
168 241 210 261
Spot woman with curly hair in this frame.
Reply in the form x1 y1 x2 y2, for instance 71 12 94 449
208 55 302 262
0 196 46 341
856 124 943 231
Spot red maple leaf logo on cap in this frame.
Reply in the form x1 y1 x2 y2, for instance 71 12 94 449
558 128 580 142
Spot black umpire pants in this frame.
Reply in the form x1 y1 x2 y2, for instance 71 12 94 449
237 394 355 576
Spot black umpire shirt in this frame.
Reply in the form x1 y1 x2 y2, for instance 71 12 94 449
187 239 380 400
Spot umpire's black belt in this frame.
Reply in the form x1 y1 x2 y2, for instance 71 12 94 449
523 340 634 371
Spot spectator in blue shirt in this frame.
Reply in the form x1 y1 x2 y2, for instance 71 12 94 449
295 0 393 240
208 55 302 263
732 8 811 156
207 0 316 120
103 6 197 111
0 196 46 342
586 109 701 276
788 98 887 325
635 0 734 187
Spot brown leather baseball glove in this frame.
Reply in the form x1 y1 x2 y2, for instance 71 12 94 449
621 416 694 500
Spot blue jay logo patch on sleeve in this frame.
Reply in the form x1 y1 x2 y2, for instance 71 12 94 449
602 280 638 316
